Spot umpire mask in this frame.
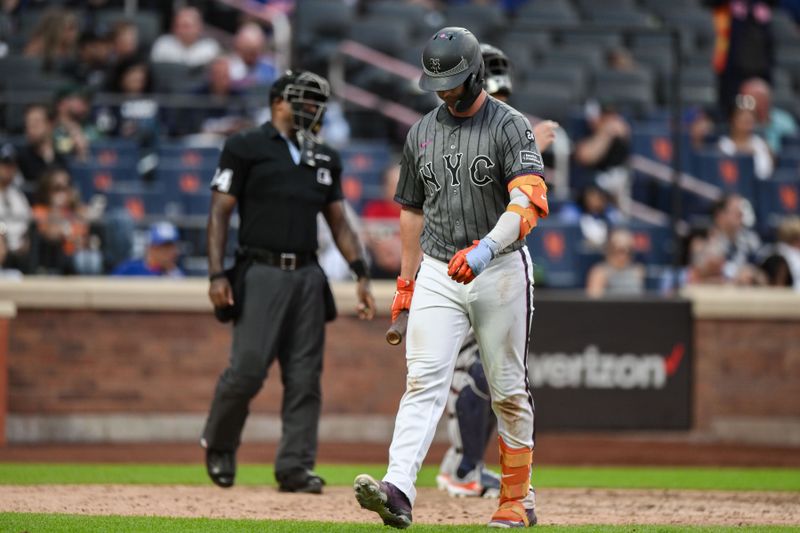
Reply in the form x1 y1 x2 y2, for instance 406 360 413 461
419 27 485 113
282 71 330 140
480 43 512 98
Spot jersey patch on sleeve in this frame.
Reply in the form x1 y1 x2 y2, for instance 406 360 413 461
210 168 233 192
520 150 543 168
525 130 535 142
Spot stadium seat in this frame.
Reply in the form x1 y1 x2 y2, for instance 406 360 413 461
516 0 580 25
69 161 139 199
527 65 588 100
511 84 581 123
366 1 441 40
443 4 505 41
150 62 200 93
95 10 162 48
525 221 582 288
755 170 800 233
294 0 355 44
558 31 623 51
347 18 413 58
543 46 605 73
691 151 757 200
157 145 221 169
102 188 167 221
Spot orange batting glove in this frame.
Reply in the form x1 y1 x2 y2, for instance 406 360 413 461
392 277 415 322
447 241 479 284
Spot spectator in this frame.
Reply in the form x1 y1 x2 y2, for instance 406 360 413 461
362 164 402 278
109 20 140 62
717 96 774 180
173 56 249 137
97 56 159 148
150 6 220 68
31 166 102 275
559 183 625 249
24 7 80 72
574 100 632 213
66 29 111 89
586 228 645 297
229 22 277 90
685 230 729 285
708 193 764 284
607 48 637 72
53 85 101 161
0 143 32 270
112 221 184 277
739 77 799 154
0 231 23 279
759 216 800 290
705 0 777 117
16 104 68 185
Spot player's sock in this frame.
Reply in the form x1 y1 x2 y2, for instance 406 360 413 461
489 436 534 527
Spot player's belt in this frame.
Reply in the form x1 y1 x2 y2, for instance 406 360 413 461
239 246 316 271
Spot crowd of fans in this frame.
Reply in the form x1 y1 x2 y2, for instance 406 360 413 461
0 0 798 295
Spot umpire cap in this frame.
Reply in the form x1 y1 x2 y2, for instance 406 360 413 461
419 27 484 93
480 43 512 97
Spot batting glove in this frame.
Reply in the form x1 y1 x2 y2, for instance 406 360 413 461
391 277 415 322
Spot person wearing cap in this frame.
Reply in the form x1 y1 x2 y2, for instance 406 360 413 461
53 85 101 160
112 221 184 277
0 143 32 270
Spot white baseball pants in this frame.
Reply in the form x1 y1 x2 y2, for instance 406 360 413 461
383 248 535 504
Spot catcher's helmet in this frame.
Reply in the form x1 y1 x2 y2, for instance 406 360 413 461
270 70 330 135
419 27 484 112
480 43 512 97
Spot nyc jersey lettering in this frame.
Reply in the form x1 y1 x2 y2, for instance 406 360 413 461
421 154 496 192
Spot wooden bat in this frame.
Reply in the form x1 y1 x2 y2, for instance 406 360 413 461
385 310 409 346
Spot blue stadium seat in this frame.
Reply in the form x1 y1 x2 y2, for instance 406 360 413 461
157 145 221 169
691 151 756 199
525 221 582 288
69 161 139 200
755 171 800 233
102 188 166 221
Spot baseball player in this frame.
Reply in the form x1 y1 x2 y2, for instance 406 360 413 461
354 27 547 528
436 43 559 499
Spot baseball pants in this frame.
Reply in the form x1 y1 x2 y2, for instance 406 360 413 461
202 262 327 477
384 248 535 504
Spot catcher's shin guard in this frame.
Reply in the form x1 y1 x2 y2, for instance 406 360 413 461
489 436 535 528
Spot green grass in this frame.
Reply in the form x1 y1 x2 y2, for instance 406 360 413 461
0 464 798 492
0 514 797 533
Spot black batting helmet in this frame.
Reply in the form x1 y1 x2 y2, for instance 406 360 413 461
480 43 512 97
270 70 330 135
419 27 484 112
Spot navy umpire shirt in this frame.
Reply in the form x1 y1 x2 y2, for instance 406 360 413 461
209 122 344 253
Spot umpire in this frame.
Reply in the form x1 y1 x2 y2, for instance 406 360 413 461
201 70 375 494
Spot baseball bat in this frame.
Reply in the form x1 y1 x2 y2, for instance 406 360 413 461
385 310 409 346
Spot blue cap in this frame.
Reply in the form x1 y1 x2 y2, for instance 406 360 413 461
149 221 179 245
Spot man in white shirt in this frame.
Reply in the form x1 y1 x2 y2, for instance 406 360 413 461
0 143 32 270
151 6 220 68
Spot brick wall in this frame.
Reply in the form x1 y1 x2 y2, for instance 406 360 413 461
693 319 800 429
7 309 800 436
8 311 407 416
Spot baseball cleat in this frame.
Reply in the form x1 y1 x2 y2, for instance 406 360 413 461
487 504 537 528
353 474 412 529
436 470 483 497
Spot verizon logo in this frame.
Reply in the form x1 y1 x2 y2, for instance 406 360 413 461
530 344 685 390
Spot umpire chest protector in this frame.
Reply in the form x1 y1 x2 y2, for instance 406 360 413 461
211 121 343 253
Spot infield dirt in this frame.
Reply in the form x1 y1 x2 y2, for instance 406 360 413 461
1 485 798 526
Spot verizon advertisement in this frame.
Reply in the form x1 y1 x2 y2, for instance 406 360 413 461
529 297 692 430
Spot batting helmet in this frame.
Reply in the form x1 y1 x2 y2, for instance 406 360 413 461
480 43 512 97
419 27 484 112
270 70 330 135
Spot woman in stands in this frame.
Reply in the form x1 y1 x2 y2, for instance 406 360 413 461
31 166 102 275
718 95 774 180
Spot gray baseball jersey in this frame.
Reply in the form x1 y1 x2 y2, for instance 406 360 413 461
395 96 545 262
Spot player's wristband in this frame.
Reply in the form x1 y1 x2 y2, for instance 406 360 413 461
349 259 369 280
209 271 227 282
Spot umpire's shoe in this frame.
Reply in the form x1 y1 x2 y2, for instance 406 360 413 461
354 474 412 529
277 469 326 494
205 449 236 488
